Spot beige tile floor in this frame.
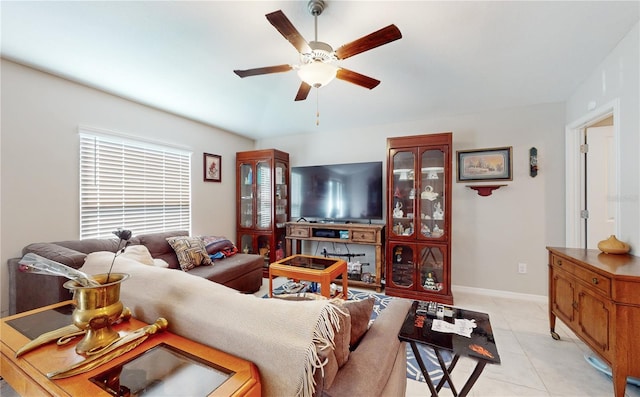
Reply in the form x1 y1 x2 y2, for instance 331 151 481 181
3 278 639 397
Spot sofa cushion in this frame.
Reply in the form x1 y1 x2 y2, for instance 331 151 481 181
314 345 339 393
166 236 212 271
137 230 187 269
334 297 375 350
120 245 154 266
332 305 351 367
186 253 262 284
54 238 124 255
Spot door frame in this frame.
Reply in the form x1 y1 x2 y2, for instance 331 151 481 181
565 99 620 248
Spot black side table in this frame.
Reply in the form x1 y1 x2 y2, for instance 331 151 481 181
398 301 501 397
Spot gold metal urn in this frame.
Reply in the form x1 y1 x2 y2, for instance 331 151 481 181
64 273 129 355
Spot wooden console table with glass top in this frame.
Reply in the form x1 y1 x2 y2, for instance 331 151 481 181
1 301 261 397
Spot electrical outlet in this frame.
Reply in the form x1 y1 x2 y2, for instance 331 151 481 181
518 263 527 274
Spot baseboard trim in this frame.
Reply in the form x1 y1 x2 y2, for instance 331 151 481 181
452 285 548 304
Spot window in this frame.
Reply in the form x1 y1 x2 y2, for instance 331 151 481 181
79 129 191 239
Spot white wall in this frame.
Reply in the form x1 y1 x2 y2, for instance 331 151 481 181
0 60 255 315
258 102 566 297
566 22 640 251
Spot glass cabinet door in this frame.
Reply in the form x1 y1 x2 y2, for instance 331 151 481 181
257 235 270 261
239 234 253 254
256 161 272 230
418 245 445 293
274 161 288 228
390 150 416 238
419 149 446 240
239 163 254 229
388 243 415 289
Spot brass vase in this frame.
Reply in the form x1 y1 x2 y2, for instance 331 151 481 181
64 273 129 355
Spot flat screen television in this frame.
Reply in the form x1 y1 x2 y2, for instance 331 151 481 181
291 161 383 222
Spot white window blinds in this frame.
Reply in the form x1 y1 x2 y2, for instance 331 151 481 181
79 131 191 239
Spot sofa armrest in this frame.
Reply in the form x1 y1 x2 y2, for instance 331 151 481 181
22 243 87 269
322 298 412 397
8 257 74 314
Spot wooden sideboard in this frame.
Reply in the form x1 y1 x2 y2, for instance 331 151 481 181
547 247 640 397
285 222 384 292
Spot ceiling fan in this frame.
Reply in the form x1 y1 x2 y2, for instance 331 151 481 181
233 0 402 101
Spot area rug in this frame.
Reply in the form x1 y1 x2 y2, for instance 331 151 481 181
266 285 449 384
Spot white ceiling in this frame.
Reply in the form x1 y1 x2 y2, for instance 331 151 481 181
2 1 638 140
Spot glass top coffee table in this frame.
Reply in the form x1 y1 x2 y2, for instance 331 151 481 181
268 255 348 299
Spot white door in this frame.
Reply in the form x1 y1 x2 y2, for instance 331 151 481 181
583 125 617 249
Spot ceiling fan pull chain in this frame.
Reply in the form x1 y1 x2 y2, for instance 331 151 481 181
316 89 320 126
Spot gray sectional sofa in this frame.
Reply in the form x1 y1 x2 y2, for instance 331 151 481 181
7 230 263 314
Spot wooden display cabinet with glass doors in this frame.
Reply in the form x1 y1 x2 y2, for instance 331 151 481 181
385 133 453 304
236 149 289 277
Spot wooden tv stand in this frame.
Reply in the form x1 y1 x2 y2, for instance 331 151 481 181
285 222 384 292
547 247 640 397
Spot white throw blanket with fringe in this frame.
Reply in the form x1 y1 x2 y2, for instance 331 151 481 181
81 252 340 397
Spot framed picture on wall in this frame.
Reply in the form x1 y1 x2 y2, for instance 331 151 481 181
457 146 512 182
203 153 221 182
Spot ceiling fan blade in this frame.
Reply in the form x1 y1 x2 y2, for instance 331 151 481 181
336 68 380 89
266 10 311 54
335 24 402 60
295 82 312 101
234 65 292 78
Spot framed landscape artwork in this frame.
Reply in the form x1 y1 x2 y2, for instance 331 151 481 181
203 153 221 182
457 146 512 182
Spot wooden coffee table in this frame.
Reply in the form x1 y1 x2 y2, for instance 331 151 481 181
268 254 348 299
0 301 261 397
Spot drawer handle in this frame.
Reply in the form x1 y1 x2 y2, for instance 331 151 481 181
592 277 599 285
557 260 562 266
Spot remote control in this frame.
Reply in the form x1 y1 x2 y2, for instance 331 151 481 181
416 301 438 316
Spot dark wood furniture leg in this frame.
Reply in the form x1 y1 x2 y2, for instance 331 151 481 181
458 360 487 397
434 350 458 395
410 341 439 397
411 342 489 397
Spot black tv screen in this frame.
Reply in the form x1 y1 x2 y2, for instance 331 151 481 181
291 161 383 222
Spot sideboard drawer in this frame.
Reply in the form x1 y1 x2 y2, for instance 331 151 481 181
551 254 576 274
352 229 377 243
574 265 611 297
288 226 310 238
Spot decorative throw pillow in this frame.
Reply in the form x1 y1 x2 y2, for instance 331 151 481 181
166 236 213 271
342 297 375 350
331 304 351 367
120 245 155 266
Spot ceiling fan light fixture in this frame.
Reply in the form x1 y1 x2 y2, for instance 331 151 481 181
297 61 337 88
